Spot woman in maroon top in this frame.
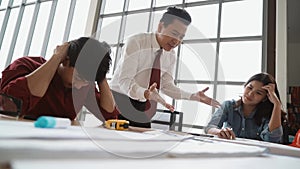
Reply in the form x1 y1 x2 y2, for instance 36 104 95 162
0 37 119 121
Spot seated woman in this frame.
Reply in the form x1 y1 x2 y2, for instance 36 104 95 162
205 73 286 143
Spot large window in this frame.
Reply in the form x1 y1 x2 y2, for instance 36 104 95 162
0 0 266 132
0 0 92 71
96 0 265 132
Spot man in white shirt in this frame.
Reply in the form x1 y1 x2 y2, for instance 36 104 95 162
110 6 220 128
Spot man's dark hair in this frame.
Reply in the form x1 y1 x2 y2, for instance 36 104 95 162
67 37 111 82
160 6 192 26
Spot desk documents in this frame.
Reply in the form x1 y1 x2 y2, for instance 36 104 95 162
0 120 299 169
210 136 300 158
0 120 185 141
0 120 267 160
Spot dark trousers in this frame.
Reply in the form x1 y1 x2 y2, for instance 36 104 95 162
112 90 151 128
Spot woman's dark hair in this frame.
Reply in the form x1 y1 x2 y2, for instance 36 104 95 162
160 6 192 26
243 72 286 125
67 37 111 82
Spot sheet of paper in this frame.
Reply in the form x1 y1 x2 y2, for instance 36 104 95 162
0 121 269 160
0 120 187 141
0 139 181 160
169 140 267 157
0 121 268 160
0 138 267 161
210 137 300 157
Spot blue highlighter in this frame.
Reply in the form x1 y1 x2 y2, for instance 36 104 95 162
34 116 71 128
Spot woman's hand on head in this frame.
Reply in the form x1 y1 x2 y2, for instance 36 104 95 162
262 83 281 105
53 42 69 62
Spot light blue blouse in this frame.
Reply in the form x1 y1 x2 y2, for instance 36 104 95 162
205 100 283 143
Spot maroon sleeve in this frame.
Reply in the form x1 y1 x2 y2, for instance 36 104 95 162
0 57 45 116
84 86 120 121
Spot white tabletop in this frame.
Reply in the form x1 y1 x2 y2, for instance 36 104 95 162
0 119 299 169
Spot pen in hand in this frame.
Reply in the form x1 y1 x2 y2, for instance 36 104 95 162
219 121 235 140
222 121 229 129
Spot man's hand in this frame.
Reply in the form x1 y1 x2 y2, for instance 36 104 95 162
190 87 221 108
144 83 175 112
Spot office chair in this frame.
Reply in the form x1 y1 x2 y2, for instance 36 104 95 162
151 110 183 131
0 93 22 117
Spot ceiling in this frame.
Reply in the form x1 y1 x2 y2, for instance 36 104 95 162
287 0 300 43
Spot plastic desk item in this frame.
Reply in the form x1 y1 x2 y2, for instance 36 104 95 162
105 119 129 130
34 116 71 128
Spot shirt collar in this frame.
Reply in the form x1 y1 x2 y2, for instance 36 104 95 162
152 32 161 50
239 104 257 119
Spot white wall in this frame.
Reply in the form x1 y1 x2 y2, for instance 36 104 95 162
276 0 287 110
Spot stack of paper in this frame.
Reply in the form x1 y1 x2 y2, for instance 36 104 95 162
0 120 268 160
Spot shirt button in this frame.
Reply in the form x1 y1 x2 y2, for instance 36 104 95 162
242 128 245 130
256 133 259 135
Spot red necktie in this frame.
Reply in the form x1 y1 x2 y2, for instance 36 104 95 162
145 49 162 119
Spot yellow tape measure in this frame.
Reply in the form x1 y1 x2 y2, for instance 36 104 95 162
105 119 130 130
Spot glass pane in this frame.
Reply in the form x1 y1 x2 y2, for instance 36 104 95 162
0 0 10 8
45 0 71 59
178 43 216 81
0 11 5 33
124 12 149 38
68 0 91 41
28 1 52 56
128 0 151 11
99 16 121 44
11 4 35 62
176 83 215 127
0 11 3 71
156 93 173 110
106 46 117 79
216 84 244 103
103 0 124 14
110 45 124 75
151 11 164 32
185 4 218 39
218 41 262 81
155 0 182 7
13 0 22 6
0 8 19 71
221 0 263 37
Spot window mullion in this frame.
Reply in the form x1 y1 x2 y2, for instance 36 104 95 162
0 0 13 52
113 0 129 73
94 0 106 40
23 0 41 56
212 0 223 113
40 0 57 57
63 0 76 42
6 0 27 67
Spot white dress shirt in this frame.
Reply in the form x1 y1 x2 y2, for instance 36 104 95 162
110 32 192 101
